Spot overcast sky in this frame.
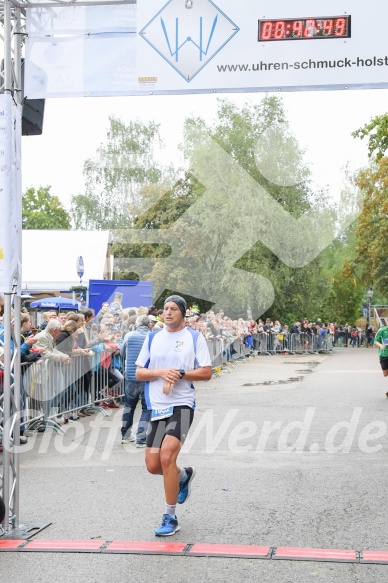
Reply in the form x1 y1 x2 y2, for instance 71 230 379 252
21 88 388 211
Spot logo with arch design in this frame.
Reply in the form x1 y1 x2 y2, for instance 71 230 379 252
139 0 239 82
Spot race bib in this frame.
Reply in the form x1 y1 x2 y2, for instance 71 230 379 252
151 406 174 421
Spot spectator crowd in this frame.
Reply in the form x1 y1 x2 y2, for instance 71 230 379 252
0 295 380 450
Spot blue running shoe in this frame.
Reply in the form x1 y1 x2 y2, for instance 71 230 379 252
177 466 196 504
155 514 180 537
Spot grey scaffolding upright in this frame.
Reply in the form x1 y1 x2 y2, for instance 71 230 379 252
0 0 23 536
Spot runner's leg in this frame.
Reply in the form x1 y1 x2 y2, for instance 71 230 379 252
160 435 182 505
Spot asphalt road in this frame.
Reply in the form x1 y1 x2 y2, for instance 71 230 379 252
2 346 388 583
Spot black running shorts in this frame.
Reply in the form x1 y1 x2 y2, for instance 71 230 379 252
380 356 388 371
146 405 194 449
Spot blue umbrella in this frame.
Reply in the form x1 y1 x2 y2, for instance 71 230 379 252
29 296 81 310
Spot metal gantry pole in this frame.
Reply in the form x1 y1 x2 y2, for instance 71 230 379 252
2 293 12 531
1 0 22 533
14 5 22 104
3 1 12 94
12 7 23 528
1 0 13 534
12 298 21 528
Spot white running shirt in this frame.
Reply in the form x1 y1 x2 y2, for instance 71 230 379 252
136 327 212 411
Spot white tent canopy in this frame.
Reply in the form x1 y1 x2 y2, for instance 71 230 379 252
22 230 111 290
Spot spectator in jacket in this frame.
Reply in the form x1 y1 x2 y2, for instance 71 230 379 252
366 324 374 347
343 323 351 347
111 329 124 389
56 320 89 419
20 314 42 439
32 319 71 424
91 318 121 409
121 315 152 447
35 320 70 363
82 308 100 348
290 322 300 335
76 313 94 411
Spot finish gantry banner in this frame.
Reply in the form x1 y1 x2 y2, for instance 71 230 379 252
25 0 388 97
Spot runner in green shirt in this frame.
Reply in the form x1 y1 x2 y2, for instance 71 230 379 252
374 326 388 397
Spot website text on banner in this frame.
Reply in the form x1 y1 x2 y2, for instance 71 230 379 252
24 0 388 98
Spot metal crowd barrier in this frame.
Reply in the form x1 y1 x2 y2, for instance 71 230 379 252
254 333 269 355
289 332 319 354
231 337 252 360
21 356 125 433
206 334 255 376
205 330 336 364
289 333 313 354
252 331 333 355
207 338 233 376
317 334 333 353
288 332 333 354
254 332 293 355
206 338 221 371
267 332 290 354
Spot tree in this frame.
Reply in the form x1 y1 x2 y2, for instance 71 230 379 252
70 116 167 230
350 115 388 299
22 186 71 229
111 176 203 281
108 96 360 320
126 96 339 319
347 158 388 297
323 269 364 324
352 114 388 161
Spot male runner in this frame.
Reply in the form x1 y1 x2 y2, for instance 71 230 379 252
374 325 388 397
136 295 212 536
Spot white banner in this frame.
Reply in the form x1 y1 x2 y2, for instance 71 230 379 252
25 4 137 97
25 0 388 97
0 95 22 294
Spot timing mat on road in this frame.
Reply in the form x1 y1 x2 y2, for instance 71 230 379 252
0 539 388 564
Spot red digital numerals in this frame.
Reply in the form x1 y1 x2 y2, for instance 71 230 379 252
259 16 350 41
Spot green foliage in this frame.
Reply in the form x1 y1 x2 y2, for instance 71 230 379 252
135 96 340 319
70 116 166 230
352 114 388 161
211 97 312 218
110 95 364 321
111 174 203 280
22 186 71 230
315 227 364 325
350 114 388 299
348 157 388 297
323 271 364 325
69 193 104 231
80 96 366 322
134 174 204 229
238 244 328 324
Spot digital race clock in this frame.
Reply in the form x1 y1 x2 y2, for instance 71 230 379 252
258 16 351 41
